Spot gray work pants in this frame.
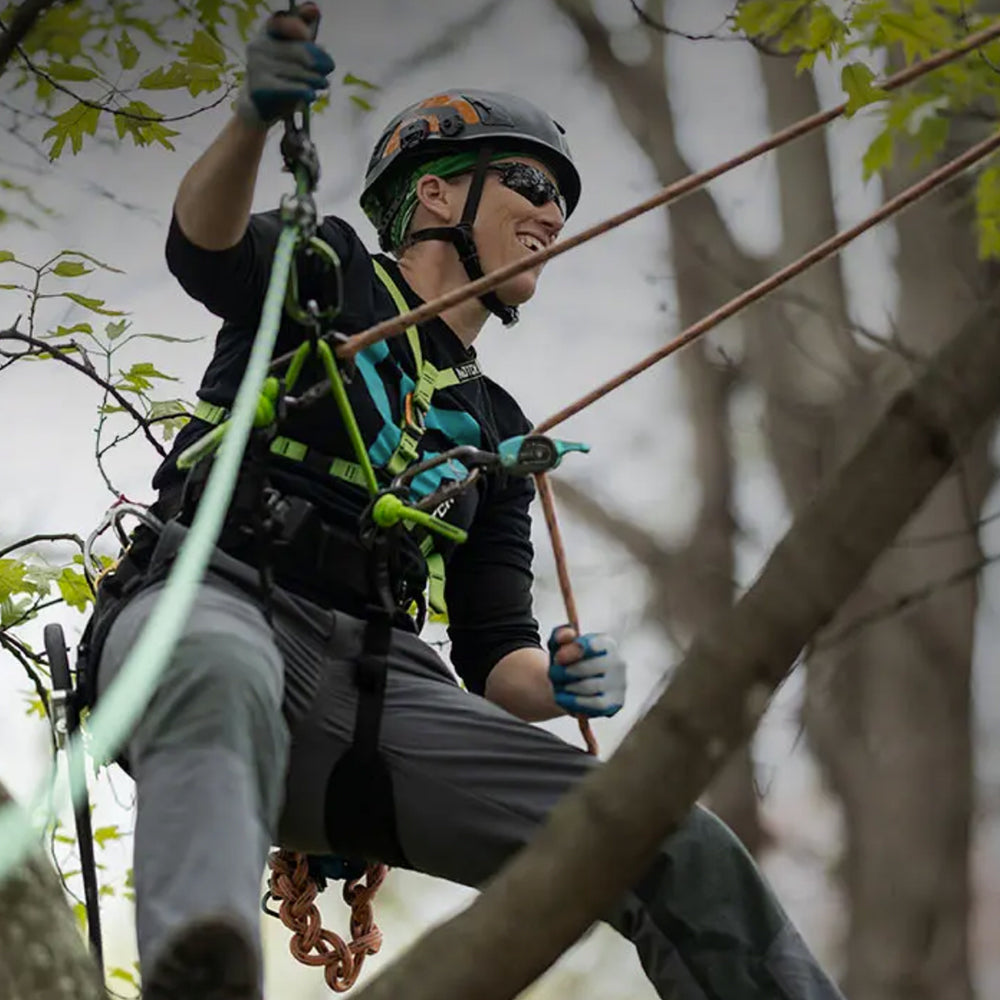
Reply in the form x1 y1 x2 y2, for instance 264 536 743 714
97 548 844 1000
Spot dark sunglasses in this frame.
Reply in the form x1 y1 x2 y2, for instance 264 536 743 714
487 162 566 218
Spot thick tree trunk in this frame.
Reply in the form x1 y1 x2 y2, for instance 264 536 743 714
0 782 102 1000
350 288 1000 1000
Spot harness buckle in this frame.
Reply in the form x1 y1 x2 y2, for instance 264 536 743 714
402 391 425 434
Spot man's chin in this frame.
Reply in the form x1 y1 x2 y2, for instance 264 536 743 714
496 275 539 307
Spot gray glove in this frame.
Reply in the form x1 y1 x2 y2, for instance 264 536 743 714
235 6 335 128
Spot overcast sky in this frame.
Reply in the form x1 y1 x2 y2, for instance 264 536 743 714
1 1 996 996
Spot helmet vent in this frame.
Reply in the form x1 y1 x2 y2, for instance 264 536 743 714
399 118 430 150
470 98 514 127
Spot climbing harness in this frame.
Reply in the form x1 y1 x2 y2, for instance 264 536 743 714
4 16 1000 997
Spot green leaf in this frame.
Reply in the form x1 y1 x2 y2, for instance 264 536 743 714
109 967 138 986
343 72 379 91
880 9 952 64
178 28 225 66
349 94 374 112
105 319 129 340
57 566 93 612
127 361 178 382
862 129 895 179
51 322 94 337
56 249 124 273
51 260 92 278
139 62 192 91
0 250 15 263
1 597 31 629
133 332 201 344
93 825 122 848
43 102 102 159
44 62 98 82
841 61 885 116
975 164 1000 260
55 292 125 315
73 902 87 930
0 559 29 601
149 398 191 441
113 101 180 151
116 31 140 70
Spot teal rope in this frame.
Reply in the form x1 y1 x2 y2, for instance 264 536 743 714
0 226 299 885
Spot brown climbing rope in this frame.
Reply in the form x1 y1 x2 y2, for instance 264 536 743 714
269 17 1000 382
266 849 387 992
535 471 598 756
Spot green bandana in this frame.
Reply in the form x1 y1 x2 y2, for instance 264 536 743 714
363 149 525 252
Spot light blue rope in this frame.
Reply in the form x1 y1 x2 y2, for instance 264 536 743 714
0 226 298 884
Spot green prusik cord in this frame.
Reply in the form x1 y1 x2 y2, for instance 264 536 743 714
314 339 380 495
0 225 300 886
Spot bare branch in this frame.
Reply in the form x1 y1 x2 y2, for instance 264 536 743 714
626 0 734 42
0 533 85 560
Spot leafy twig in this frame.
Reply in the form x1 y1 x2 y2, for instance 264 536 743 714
0 633 52 727
9 33 237 124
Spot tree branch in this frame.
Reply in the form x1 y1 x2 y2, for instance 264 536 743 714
0 633 52 727
0 780 103 999
0 325 167 457
0 0 66 78
0 533 85 560
349 293 1000 1000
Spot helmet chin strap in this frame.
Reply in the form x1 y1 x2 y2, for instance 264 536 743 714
406 145 520 327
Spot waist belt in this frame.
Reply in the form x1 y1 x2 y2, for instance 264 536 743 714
153 483 423 625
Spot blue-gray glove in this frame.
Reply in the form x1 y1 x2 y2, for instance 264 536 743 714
235 5 335 128
548 626 626 718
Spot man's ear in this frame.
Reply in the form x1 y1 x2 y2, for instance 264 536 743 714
414 173 461 225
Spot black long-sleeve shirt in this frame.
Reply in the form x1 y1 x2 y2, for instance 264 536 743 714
156 210 542 693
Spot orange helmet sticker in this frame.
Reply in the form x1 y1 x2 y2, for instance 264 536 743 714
381 94 482 158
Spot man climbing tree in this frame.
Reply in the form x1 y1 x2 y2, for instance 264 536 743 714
79 5 842 998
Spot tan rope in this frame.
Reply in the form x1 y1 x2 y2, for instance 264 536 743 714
534 126 1000 434
274 19 1000 393
267 849 387 993
535 472 598 756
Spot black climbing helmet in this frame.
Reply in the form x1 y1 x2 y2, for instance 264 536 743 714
362 89 580 242
360 89 581 326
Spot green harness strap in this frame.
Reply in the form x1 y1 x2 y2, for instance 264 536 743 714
191 261 458 622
